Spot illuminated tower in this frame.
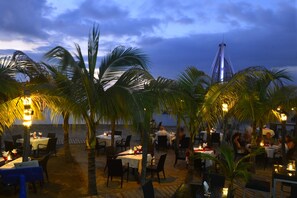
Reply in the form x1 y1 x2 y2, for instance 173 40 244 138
211 42 234 83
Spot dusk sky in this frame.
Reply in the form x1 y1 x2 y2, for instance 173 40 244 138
0 0 296 82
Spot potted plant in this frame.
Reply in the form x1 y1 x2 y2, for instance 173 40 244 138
193 144 263 197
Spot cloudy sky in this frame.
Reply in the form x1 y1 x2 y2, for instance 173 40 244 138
0 0 296 82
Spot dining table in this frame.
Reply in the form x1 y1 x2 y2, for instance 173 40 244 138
0 157 23 169
16 137 49 150
116 150 152 174
96 134 121 146
193 147 215 167
264 144 280 158
272 163 297 198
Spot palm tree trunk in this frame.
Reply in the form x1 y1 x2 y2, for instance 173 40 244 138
62 112 72 162
140 127 148 185
85 117 98 195
175 114 181 151
251 121 257 146
87 148 97 195
140 112 150 185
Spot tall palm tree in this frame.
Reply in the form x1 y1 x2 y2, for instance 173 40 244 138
201 66 291 144
45 25 149 195
176 67 211 147
132 76 178 184
0 56 22 149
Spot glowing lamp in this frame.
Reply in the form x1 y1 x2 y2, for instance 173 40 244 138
222 103 228 112
222 188 228 197
280 113 287 122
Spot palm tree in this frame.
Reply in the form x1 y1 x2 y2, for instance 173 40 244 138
201 66 291 144
0 56 22 150
176 67 211 147
194 145 263 197
45 25 149 195
131 76 178 184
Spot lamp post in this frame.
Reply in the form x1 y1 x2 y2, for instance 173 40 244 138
222 103 228 141
23 90 32 162
280 112 287 164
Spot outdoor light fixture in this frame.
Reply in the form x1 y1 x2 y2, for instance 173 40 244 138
23 95 32 127
222 103 228 112
280 113 287 122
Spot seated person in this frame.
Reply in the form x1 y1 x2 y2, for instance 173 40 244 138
155 126 170 143
263 132 274 145
232 133 247 154
285 135 295 152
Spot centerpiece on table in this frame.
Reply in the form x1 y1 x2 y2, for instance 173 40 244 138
133 145 142 154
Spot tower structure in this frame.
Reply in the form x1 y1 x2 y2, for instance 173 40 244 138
211 42 234 83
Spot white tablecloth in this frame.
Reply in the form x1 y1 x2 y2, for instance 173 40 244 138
117 150 152 174
96 134 122 146
193 149 215 167
0 157 23 169
264 145 280 158
17 137 49 150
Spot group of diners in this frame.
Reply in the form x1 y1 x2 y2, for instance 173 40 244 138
232 127 296 161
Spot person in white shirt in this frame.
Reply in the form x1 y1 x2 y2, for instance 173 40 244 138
155 126 170 144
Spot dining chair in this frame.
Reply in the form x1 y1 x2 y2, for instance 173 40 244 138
147 153 167 183
180 137 190 149
114 130 122 136
156 135 167 151
37 137 57 157
104 146 117 172
211 133 220 146
107 159 129 188
193 158 205 176
174 148 187 167
12 134 23 150
96 138 106 156
116 135 132 151
47 133 56 139
142 180 155 198
38 153 51 182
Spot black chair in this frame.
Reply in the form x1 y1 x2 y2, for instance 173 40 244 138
12 134 23 150
12 134 22 146
211 133 220 146
243 178 270 198
194 133 204 144
174 148 187 167
37 138 57 157
147 153 167 183
114 130 122 136
202 173 225 190
142 180 155 198
180 137 190 149
47 133 56 139
104 146 117 172
96 138 106 155
107 159 129 188
38 153 51 182
116 135 132 151
4 141 14 151
156 135 167 151
193 158 205 176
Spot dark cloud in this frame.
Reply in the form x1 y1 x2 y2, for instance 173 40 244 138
0 0 52 39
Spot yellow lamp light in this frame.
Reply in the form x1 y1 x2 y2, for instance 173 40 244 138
222 103 228 112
